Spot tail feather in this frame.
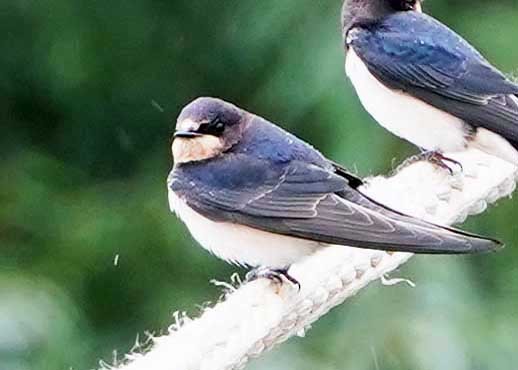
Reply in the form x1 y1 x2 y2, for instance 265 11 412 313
351 189 503 255
389 217 503 255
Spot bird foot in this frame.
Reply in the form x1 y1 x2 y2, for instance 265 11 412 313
399 150 463 175
246 267 301 290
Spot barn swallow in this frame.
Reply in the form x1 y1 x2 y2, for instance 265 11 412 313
167 97 500 281
342 0 518 168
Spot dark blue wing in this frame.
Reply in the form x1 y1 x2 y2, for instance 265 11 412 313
170 155 347 219
349 12 518 143
169 154 498 254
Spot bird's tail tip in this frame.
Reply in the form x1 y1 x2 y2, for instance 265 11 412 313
469 236 504 254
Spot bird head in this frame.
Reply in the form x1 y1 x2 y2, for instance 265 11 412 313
341 0 422 34
172 97 247 164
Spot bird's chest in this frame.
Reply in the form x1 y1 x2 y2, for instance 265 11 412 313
168 190 320 268
345 48 468 152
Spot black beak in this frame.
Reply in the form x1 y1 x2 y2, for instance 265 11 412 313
173 131 203 138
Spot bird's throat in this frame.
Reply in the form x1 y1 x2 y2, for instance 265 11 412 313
172 136 225 164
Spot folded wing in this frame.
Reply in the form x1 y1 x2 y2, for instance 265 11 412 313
170 156 500 254
349 12 518 145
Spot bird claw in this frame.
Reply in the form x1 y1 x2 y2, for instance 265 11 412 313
427 152 463 175
399 150 463 175
246 267 301 291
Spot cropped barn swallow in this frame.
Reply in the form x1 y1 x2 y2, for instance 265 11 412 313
342 0 518 167
167 97 500 279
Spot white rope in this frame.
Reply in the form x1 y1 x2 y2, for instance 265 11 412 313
102 149 517 370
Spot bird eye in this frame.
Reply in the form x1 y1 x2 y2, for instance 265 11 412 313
390 0 416 11
402 0 417 10
198 117 226 136
212 118 225 133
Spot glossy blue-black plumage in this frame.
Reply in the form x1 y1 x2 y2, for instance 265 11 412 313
349 11 518 145
171 115 347 220
233 115 333 166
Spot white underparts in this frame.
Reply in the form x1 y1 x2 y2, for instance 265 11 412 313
346 48 469 152
168 191 321 268
346 48 518 165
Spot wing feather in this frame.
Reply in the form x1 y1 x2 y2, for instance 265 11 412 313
170 156 499 254
349 12 518 143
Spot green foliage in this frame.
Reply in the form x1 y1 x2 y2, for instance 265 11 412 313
1 1 517 369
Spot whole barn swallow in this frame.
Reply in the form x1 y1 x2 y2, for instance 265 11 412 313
342 0 518 168
167 97 499 281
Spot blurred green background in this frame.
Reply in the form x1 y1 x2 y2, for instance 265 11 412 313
1 1 518 369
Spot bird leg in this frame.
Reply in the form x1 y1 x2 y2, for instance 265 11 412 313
398 150 463 175
246 267 301 290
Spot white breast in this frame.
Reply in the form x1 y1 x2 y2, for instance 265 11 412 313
168 190 322 268
345 49 468 152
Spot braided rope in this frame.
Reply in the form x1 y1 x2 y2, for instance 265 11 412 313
104 149 517 370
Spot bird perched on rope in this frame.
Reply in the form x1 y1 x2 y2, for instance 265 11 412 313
342 0 518 170
167 97 500 284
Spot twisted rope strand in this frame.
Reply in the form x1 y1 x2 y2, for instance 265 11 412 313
104 149 517 370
